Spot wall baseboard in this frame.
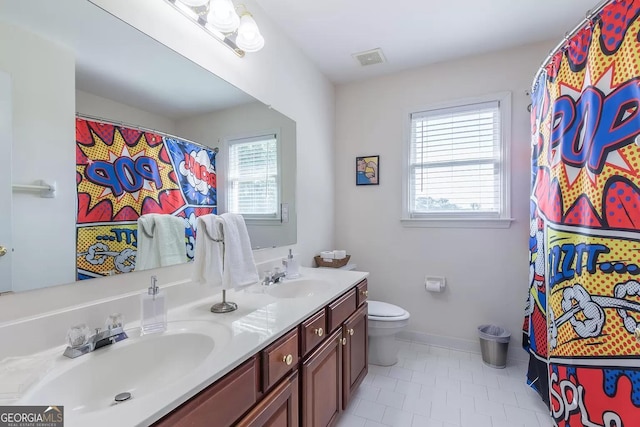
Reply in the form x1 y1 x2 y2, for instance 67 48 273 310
397 329 529 363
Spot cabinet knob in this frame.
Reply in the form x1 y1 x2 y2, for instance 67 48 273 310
348 328 354 336
341 337 347 346
0 246 7 257
282 354 293 366
314 327 324 337
360 290 368 297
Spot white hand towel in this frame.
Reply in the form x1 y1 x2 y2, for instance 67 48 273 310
136 214 187 271
220 213 259 289
192 214 224 288
155 215 187 267
136 215 159 271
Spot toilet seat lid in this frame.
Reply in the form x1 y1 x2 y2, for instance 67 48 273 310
368 300 406 318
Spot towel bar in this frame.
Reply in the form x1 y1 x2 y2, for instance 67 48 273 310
11 180 56 198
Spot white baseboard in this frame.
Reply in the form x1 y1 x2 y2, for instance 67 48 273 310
397 330 529 363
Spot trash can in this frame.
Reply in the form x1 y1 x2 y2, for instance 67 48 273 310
478 324 511 369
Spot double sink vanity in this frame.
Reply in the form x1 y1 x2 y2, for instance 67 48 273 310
0 267 369 427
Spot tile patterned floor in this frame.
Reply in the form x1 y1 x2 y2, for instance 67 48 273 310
336 340 552 427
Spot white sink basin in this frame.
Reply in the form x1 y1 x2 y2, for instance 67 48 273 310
265 278 335 299
19 321 229 415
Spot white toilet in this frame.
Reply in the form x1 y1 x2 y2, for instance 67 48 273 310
368 300 410 366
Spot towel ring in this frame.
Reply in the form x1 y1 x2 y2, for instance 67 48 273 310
201 222 224 243
139 223 155 238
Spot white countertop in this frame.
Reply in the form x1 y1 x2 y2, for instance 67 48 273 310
0 267 368 427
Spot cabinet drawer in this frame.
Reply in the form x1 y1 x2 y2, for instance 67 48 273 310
153 356 259 427
356 280 368 307
262 329 299 392
327 288 357 333
300 309 327 357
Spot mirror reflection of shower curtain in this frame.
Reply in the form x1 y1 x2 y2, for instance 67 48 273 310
524 1 640 425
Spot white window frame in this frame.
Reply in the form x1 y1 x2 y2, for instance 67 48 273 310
223 130 282 224
401 92 513 228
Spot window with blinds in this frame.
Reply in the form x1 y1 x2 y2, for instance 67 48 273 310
227 133 279 218
408 100 506 218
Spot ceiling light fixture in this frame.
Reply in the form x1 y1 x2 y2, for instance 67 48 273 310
236 11 264 52
166 0 265 57
178 0 208 6
208 0 239 33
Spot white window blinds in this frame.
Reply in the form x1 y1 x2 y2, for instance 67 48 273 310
409 100 503 217
227 134 279 217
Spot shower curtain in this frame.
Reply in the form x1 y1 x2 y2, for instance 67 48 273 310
524 0 640 425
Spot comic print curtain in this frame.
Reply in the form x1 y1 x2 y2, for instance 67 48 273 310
75 117 217 280
524 1 640 425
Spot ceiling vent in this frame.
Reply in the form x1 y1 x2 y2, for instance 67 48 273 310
352 48 386 67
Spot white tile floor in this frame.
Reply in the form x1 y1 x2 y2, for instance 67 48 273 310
336 340 552 427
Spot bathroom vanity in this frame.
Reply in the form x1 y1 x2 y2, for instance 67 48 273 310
0 267 368 427
153 277 369 427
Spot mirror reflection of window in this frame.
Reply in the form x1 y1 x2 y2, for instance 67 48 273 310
227 133 280 219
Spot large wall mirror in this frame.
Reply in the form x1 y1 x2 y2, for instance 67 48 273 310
0 0 296 293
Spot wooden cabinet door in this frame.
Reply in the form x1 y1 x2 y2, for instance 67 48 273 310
301 329 342 427
237 371 299 427
342 303 368 409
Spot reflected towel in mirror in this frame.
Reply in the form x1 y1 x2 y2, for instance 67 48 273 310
136 214 187 271
192 215 224 288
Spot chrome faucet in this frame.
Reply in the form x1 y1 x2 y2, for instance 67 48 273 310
262 268 287 286
63 314 128 358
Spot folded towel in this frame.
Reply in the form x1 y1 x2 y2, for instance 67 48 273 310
220 213 259 289
136 214 186 271
192 214 224 287
0 356 54 402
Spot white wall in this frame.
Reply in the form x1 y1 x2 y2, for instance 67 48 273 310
0 24 76 292
335 41 554 358
175 101 296 250
76 90 177 135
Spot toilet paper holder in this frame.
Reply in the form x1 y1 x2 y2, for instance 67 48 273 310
425 276 446 292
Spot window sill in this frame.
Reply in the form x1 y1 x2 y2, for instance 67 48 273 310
244 218 282 226
401 217 514 229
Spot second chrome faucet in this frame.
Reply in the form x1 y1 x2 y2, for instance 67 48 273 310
262 268 287 286
63 314 128 359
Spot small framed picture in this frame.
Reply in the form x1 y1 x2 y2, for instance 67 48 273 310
356 155 379 186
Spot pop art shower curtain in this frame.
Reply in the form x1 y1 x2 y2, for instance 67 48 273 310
75 118 217 279
524 0 640 425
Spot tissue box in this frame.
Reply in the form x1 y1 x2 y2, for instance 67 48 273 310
314 255 350 268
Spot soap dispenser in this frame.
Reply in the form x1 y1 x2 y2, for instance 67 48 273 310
141 276 167 334
283 249 300 279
